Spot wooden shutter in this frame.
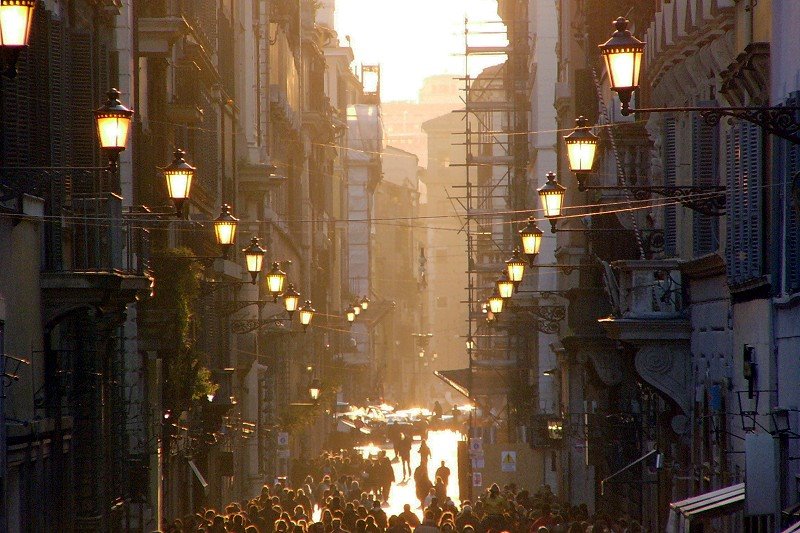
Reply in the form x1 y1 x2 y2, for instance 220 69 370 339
726 121 764 285
68 31 97 188
663 116 677 256
782 93 800 293
692 104 719 256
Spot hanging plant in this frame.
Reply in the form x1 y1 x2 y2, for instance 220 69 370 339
147 247 218 412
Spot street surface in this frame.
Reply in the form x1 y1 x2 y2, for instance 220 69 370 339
358 429 462 516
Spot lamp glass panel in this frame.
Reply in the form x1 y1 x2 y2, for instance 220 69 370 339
284 294 300 313
245 253 264 274
566 141 597 172
267 273 285 294
521 232 542 256
346 310 356 322
507 262 525 283
604 49 643 91
165 170 193 200
540 191 564 218
96 116 131 151
498 280 514 299
488 295 504 314
309 387 320 400
0 4 34 47
300 309 314 326
214 221 237 246
353 305 361 316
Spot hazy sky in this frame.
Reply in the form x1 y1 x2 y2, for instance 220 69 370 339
334 0 507 102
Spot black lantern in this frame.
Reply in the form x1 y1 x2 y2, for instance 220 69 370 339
0 0 36 77
360 296 370 311
213 204 238 258
771 407 791 436
496 271 515 300
466 337 476 351
538 172 566 233
242 237 266 284
548 419 564 440
519 217 543 266
299 300 315 331
345 307 356 325
163 149 195 216
94 88 134 165
506 247 526 287
308 378 321 402
488 288 504 314
282 283 301 317
266 262 287 302
599 17 645 114
564 116 599 187
352 301 361 317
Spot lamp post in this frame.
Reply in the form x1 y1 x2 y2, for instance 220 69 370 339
299 301 315 332
163 149 195 216
519 217 543 266
0 0 36 78
242 237 266 284
598 17 800 145
94 88 134 170
213 204 238 258
265 262 287 302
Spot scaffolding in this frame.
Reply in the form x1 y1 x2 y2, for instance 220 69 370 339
454 6 530 435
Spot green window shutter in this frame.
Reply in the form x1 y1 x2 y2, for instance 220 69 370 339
663 116 677 256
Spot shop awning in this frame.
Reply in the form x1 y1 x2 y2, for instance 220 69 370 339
666 483 745 533
434 367 510 399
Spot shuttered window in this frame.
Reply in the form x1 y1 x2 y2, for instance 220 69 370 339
663 116 677 257
692 105 720 256
776 93 800 294
725 121 764 285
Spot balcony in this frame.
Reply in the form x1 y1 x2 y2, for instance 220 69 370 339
598 259 691 415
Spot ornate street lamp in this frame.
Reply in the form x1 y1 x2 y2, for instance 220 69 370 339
564 116 599 188
94 88 134 167
242 236 266 284
299 300 315 331
0 0 36 77
599 17 645 114
360 296 370 311
466 337 476 351
496 271 515 300
282 283 301 317
488 288 504 314
519 217 543 266
505 247 526 287
538 172 566 233
163 149 195 216
352 302 361 316
213 204 238 258
547 419 564 440
345 308 356 325
308 378 321 402
266 262 287 302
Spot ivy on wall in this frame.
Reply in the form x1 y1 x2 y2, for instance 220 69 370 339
148 247 217 412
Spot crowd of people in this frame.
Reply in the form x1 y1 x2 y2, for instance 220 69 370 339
164 445 644 533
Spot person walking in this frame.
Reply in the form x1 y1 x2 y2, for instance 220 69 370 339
414 463 433 510
398 433 412 480
399 503 421 530
434 461 450 488
418 438 431 467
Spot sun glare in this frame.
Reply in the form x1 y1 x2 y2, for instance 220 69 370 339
335 0 507 102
